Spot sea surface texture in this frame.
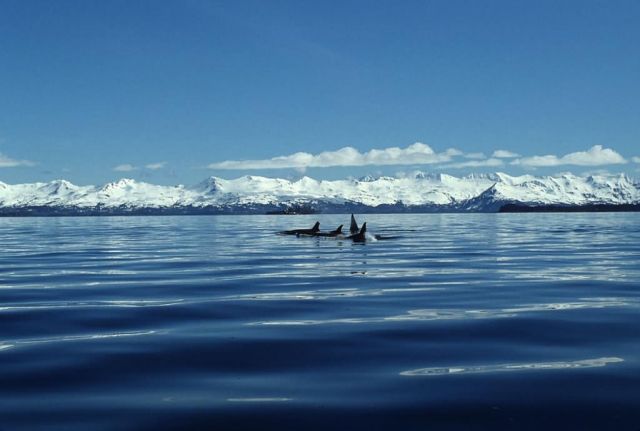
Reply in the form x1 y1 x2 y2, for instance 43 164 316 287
1 214 639 430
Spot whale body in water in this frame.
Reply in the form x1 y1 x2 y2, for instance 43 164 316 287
346 222 367 242
314 225 344 237
279 221 320 236
278 216 397 242
349 215 398 241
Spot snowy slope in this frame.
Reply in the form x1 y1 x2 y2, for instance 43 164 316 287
192 173 498 207
0 172 638 213
463 173 640 211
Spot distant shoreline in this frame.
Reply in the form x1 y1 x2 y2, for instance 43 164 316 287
0 204 638 217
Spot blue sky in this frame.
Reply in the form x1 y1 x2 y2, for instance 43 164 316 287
1 0 639 185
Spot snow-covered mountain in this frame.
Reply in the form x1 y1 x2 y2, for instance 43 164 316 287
462 173 640 211
0 172 638 215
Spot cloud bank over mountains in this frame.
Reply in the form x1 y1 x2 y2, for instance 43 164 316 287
511 145 627 167
492 150 520 158
208 143 629 172
0 144 635 179
208 143 458 170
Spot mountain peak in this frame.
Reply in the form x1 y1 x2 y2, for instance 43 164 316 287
195 176 223 194
0 172 637 213
100 178 137 193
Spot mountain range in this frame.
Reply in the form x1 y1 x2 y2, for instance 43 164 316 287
0 172 639 215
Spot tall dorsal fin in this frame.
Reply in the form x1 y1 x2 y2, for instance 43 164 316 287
334 224 343 234
312 221 320 232
350 214 359 233
360 222 367 234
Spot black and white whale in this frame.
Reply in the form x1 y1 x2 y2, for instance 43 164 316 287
314 225 344 237
348 214 399 241
350 214 359 234
347 222 367 242
278 216 397 241
279 221 320 236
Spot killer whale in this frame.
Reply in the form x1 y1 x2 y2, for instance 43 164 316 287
347 222 367 242
278 216 398 241
350 214 359 234
348 214 399 240
314 225 344 237
279 221 320 236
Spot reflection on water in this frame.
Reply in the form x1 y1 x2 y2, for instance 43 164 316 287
401 357 624 376
0 213 639 430
220 286 443 301
0 299 185 312
248 297 635 326
2 330 158 352
226 397 292 403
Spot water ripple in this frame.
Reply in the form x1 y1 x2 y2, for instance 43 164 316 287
0 214 639 430
247 297 635 326
400 357 624 376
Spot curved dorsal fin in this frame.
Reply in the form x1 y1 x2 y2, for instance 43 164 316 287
334 224 343 234
350 214 359 233
360 222 367 234
312 221 320 232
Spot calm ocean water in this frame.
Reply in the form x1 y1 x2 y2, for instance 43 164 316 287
1 213 639 430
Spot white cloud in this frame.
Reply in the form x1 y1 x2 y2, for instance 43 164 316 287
512 145 627 167
145 162 167 170
632 156 640 163
113 164 137 172
0 152 35 168
444 148 464 157
464 152 486 159
114 162 167 171
492 150 520 158
208 143 460 170
442 158 504 169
